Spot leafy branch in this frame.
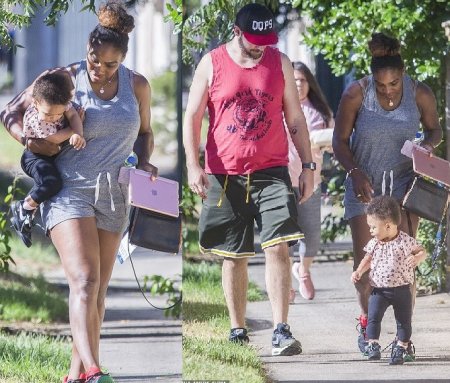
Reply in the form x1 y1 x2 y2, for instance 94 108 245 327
1 0 96 51
294 0 448 82
164 0 183 34
143 274 182 318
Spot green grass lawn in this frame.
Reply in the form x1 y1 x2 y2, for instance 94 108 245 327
0 271 68 323
9 235 60 274
0 125 23 169
0 332 71 383
0 235 71 382
183 261 268 383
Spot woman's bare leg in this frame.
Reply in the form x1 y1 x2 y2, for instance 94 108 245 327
94 228 123 357
51 217 101 377
349 215 373 316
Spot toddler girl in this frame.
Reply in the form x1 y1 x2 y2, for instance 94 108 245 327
351 195 426 365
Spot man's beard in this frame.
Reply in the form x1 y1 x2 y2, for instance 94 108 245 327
238 35 263 60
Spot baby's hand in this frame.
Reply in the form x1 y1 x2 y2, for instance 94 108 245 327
406 255 419 269
351 271 361 284
407 246 427 269
407 253 426 269
70 134 86 150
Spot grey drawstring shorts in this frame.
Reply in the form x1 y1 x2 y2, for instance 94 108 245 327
41 172 129 234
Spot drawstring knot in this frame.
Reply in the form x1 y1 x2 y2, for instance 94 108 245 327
216 174 252 207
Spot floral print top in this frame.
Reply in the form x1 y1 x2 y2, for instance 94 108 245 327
364 231 419 288
23 103 72 138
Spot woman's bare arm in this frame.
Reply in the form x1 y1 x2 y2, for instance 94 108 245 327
333 80 374 202
415 82 443 151
132 71 158 177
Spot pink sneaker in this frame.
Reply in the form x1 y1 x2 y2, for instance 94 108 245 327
292 262 315 300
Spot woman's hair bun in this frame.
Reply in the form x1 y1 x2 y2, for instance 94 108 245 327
98 1 134 34
368 32 401 57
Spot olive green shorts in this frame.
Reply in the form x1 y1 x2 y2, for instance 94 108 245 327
199 166 303 258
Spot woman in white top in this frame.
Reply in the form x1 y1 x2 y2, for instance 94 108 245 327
288 61 335 301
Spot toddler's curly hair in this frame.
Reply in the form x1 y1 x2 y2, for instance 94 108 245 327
33 72 72 106
365 195 401 225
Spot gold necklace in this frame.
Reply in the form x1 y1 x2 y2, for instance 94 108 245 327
99 72 116 94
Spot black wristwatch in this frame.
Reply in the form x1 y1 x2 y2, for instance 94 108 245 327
302 162 317 171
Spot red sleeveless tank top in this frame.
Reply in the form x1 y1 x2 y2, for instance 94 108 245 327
205 45 288 174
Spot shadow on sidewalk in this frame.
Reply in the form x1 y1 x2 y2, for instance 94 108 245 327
115 374 182 382
247 317 273 332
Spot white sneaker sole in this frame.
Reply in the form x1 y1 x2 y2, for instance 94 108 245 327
272 340 302 356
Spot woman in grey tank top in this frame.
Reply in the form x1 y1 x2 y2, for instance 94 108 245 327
0 3 157 382
333 33 442 355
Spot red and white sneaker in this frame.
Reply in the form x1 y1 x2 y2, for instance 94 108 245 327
356 314 369 353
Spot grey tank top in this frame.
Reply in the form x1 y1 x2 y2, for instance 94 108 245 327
55 60 140 187
350 74 420 195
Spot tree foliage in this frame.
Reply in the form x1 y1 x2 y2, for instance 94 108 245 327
164 0 183 34
181 0 290 66
1 0 96 51
180 1 449 98
294 0 449 80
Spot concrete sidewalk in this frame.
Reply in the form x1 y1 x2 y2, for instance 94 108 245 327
246 256 450 382
45 248 182 383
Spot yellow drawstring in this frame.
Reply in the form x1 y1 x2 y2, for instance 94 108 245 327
216 174 251 207
217 175 229 207
246 174 251 204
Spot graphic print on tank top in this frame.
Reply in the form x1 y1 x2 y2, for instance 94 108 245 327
224 87 274 141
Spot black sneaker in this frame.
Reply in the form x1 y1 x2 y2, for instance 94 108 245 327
392 337 415 362
271 323 302 356
365 342 381 360
10 200 34 247
229 328 249 344
356 315 368 353
405 340 416 362
390 344 407 365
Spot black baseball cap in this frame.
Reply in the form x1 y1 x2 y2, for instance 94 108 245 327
235 3 278 46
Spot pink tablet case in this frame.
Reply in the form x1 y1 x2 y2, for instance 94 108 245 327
128 169 179 217
412 146 450 188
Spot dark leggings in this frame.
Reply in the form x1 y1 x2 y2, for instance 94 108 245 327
21 149 62 204
367 285 412 343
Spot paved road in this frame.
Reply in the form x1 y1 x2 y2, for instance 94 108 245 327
45 248 182 383
246 257 450 382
